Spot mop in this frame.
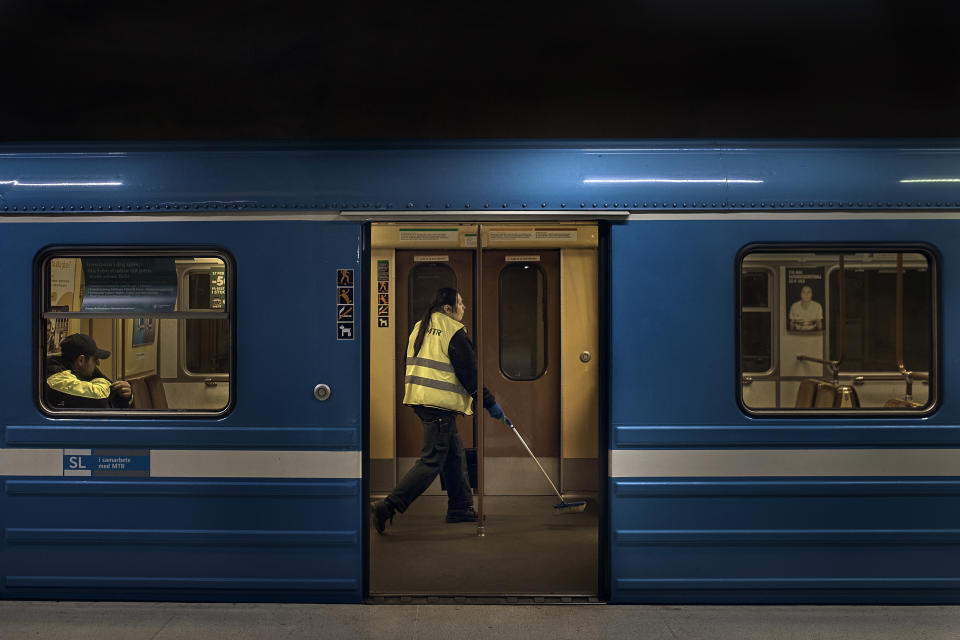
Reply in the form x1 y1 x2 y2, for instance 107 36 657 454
500 418 587 514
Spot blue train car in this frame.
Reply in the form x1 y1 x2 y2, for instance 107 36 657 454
0 141 958 603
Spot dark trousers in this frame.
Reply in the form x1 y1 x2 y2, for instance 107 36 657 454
386 406 473 514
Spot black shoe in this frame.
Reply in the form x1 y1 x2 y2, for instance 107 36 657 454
445 508 479 523
371 500 394 534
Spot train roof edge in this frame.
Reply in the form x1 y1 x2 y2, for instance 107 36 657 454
1 140 959 213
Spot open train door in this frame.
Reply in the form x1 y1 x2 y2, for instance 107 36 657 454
368 223 600 599
0 215 364 603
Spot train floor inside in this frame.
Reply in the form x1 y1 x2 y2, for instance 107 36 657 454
370 494 599 596
3 601 957 640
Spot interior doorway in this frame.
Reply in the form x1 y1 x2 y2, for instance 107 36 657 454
368 223 600 596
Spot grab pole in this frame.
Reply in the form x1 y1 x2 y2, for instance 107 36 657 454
475 224 485 537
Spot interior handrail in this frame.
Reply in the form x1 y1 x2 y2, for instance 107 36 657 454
796 354 840 382
892 253 931 397
796 354 840 366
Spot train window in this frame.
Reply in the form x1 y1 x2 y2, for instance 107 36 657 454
183 269 230 374
40 252 232 415
740 268 775 374
499 263 546 380
408 262 457 333
828 266 931 373
739 250 936 414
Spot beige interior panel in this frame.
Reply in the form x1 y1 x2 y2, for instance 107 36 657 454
370 247 396 460
122 319 158 378
560 249 599 459
371 224 478 249
90 318 116 380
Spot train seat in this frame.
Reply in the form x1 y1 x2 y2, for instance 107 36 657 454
145 374 168 409
813 382 837 408
884 397 924 408
795 379 860 409
127 374 169 409
128 376 151 409
795 379 829 408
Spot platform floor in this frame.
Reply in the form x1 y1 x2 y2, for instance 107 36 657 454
2 601 960 640
370 494 598 595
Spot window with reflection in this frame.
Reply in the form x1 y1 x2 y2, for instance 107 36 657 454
500 263 546 380
184 269 230 374
40 252 232 414
739 249 936 413
741 269 774 374
408 262 457 333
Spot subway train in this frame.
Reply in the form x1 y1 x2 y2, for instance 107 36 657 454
0 141 958 604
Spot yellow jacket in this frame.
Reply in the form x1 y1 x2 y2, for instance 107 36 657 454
402 312 474 414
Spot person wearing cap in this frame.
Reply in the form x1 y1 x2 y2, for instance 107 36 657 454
45 334 133 409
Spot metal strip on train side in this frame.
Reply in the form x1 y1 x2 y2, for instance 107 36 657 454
610 448 960 477
0 449 361 478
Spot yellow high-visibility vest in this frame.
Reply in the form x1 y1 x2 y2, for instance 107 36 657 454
402 312 474 414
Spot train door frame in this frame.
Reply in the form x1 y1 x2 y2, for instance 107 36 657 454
364 220 606 600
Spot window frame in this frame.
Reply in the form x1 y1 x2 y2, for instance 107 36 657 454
736 243 940 418
36 246 236 418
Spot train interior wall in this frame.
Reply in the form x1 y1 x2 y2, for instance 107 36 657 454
367 222 601 596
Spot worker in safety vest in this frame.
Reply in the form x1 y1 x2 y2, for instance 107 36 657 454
371 287 509 534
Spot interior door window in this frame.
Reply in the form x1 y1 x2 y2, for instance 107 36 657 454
499 263 546 380
408 262 457 333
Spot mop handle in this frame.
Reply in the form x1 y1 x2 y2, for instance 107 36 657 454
507 422 564 501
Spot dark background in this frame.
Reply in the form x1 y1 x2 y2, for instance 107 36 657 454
2 1 959 140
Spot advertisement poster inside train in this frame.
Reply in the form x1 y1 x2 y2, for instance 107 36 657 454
786 267 825 332
79 257 178 313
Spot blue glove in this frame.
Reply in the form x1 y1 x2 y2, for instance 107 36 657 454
487 403 511 426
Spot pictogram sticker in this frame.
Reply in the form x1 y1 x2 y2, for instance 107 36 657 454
375 260 390 328
337 268 354 341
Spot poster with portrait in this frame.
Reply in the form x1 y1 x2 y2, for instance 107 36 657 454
45 306 70 355
131 318 156 346
785 267 825 332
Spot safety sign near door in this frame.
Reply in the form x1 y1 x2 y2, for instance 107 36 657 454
337 269 354 340
377 260 390 328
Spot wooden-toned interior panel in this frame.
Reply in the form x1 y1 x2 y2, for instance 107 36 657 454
370 248 396 460
561 249 599 459
481 249 560 458
395 250 476 457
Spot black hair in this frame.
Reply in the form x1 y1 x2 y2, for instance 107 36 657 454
412 287 461 356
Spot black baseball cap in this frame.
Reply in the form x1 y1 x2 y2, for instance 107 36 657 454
60 334 111 360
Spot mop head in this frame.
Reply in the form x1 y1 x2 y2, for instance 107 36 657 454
553 500 587 515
